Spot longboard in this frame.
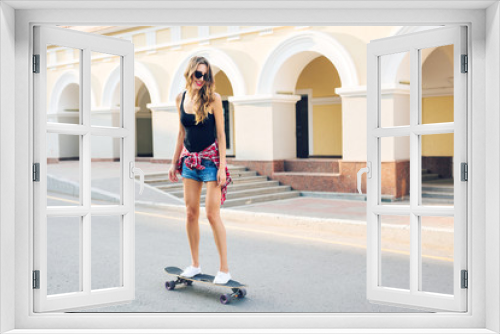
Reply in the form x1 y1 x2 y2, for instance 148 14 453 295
164 266 247 304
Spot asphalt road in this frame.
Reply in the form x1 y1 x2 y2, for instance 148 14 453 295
46 192 453 313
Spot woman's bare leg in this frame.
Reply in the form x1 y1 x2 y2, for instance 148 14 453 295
205 181 229 273
183 178 203 267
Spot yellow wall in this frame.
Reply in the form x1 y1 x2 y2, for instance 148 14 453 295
296 56 341 97
313 104 342 156
182 26 198 40
210 26 227 35
421 96 454 156
214 71 234 96
132 33 146 48
156 28 171 44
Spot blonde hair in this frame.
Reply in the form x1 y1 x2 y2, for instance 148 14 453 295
184 56 216 124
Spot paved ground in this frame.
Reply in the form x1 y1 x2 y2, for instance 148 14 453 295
47 192 453 313
44 161 455 312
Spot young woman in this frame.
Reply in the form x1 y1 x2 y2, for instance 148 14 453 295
168 56 232 284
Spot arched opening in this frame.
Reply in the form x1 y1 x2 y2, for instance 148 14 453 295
135 78 153 158
295 55 342 158
57 83 79 160
421 45 454 201
213 68 235 156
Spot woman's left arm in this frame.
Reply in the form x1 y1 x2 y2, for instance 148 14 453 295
213 93 227 186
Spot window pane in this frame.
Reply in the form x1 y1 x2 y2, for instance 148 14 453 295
92 215 122 290
420 216 454 295
420 45 454 125
47 216 81 295
91 51 121 128
380 215 410 290
380 136 410 204
91 136 122 205
421 133 454 206
46 45 81 124
380 51 410 128
47 133 80 206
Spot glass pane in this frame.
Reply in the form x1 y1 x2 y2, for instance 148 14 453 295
420 45 454 125
421 134 454 206
46 45 81 124
92 215 122 290
91 51 121 128
380 51 410 128
380 136 410 204
47 216 81 295
380 215 410 290
47 133 80 206
91 136 122 205
420 216 454 295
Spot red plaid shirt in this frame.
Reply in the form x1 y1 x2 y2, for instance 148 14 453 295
176 141 232 205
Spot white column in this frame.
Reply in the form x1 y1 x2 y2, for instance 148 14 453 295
229 94 301 161
91 107 121 159
337 85 410 162
149 103 179 160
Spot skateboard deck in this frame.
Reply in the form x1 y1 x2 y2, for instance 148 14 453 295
164 266 247 304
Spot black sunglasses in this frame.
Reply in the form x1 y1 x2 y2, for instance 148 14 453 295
194 70 210 81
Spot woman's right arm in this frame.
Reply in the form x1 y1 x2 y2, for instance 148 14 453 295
168 93 186 182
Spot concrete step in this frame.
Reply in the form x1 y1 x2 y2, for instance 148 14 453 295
421 198 454 205
422 173 440 181
231 175 269 184
156 182 184 191
228 170 257 178
145 170 256 185
422 186 454 194
284 159 340 173
201 185 292 201
219 191 301 208
168 180 281 198
422 192 454 200
143 165 248 181
272 172 341 192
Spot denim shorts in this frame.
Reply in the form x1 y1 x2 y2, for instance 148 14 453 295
181 157 218 182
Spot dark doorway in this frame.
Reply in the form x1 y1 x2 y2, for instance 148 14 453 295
296 94 309 158
222 100 231 150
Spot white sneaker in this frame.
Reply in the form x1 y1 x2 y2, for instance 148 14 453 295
213 271 232 284
180 265 202 278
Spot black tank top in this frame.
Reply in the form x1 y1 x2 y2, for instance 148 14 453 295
180 91 216 153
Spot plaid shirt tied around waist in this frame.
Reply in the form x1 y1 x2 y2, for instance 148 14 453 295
176 141 232 205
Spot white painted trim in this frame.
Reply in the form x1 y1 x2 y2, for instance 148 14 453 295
169 48 246 101
422 87 454 97
229 93 302 105
102 61 161 107
148 103 177 113
337 84 411 97
312 96 342 105
49 70 97 114
257 30 359 94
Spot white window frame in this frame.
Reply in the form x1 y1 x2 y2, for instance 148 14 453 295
33 25 136 313
1 3 497 333
366 26 468 312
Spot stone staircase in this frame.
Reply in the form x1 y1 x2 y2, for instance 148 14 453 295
421 169 454 204
143 165 300 207
271 159 342 192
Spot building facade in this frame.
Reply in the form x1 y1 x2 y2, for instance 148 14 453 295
46 25 453 198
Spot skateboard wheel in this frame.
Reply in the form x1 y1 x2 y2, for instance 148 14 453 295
165 281 176 291
186 280 193 286
220 293 232 305
237 288 247 299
